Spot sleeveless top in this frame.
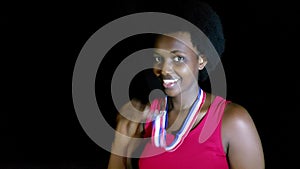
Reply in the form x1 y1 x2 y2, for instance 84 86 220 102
138 96 230 169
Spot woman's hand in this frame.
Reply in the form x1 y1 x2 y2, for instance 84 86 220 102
111 99 150 156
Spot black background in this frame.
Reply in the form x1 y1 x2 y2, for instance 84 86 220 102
2 0 299 168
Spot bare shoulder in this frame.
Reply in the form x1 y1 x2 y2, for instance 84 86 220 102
221 101 259 144
221 102 265 168
222 102 254 128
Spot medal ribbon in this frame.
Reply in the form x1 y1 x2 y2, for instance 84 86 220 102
151 88 206 151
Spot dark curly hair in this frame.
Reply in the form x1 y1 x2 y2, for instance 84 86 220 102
131 0 225 82
128 0 225 102
163 0 225 82
182 1 225 82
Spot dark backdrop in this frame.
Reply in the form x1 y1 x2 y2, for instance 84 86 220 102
3 0 298 168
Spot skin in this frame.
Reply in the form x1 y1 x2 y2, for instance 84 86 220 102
108 32 265 169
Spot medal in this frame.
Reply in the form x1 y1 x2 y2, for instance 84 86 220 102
151 88 206 151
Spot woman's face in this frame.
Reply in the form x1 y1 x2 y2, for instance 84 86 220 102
153 32 205 97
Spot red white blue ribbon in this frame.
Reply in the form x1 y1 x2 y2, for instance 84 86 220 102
151 88 206 151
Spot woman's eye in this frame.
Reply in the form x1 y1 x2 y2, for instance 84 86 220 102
173 55 185 62
154 56 162 63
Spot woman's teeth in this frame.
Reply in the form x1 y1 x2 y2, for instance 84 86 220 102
163 79 179 88
163 79 178 83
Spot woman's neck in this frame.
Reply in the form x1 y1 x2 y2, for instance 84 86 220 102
169 85 200 113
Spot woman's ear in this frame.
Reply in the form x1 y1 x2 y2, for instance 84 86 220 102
198 55 207 70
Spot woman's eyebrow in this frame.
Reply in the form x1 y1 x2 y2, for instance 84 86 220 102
153 49 169 55
153 49 187 56
153 51 161 56
170 50 186 54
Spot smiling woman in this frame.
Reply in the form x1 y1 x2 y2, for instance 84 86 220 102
152 33 204 98
107 1 265 169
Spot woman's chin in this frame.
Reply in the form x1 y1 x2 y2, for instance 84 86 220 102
163 86 182 97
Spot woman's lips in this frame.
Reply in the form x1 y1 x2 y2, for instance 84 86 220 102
163 79 179 88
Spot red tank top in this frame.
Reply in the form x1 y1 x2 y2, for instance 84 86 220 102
139 96 230 169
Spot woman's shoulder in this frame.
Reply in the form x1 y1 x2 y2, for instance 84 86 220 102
221 100 258 140
218 99 265 168
223 101 252 124
206 94 253 127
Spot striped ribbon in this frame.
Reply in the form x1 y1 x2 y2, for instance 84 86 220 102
152 88 206 151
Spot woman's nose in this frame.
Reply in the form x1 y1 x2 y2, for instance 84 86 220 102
161 61 173 75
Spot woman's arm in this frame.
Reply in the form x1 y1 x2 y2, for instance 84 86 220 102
107 152 127 169
222 103 265 169
107 99 149 169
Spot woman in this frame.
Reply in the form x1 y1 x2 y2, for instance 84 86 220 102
107 1 264 169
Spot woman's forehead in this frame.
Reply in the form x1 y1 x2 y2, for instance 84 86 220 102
154 32 199 55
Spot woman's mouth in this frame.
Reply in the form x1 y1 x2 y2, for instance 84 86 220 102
163 79 179 88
